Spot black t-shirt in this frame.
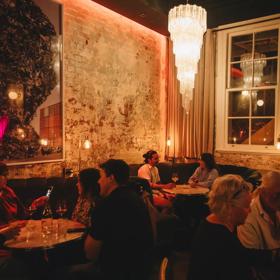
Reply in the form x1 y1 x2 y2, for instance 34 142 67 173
188 219 271 280
88 186 154 280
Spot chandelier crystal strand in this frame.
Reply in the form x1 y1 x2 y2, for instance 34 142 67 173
240 52 266 88
168 4 207 112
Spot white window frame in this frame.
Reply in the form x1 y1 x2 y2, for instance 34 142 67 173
215 14 280 154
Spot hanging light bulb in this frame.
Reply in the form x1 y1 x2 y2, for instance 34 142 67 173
83 139 92 149
167 138 171 147
168 3 207 112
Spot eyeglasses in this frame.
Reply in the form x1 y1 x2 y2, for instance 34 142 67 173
232 184 249 200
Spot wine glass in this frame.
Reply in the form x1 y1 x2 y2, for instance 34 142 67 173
26 205 37 219
56 200 68 218
171 172 179 184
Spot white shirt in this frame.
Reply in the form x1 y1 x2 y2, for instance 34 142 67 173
138 164 160 184
237 196 280 249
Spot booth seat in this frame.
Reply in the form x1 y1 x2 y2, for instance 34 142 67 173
6 162 261 218
7 177 78 218
129 162 262 188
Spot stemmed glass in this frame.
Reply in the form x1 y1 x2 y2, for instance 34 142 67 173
56 200 68 218
26 204 37 219
171 172 179 184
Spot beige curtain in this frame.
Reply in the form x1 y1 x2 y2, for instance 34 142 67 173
166 30 215 159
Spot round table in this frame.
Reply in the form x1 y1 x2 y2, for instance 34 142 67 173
4 219 85 250
163 184 209 196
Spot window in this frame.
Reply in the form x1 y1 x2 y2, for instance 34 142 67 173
215 16 280 153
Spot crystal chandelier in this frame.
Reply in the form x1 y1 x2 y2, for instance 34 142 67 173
168 3 207 112
240 52 266 89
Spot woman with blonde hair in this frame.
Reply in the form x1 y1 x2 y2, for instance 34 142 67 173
188 174 275 280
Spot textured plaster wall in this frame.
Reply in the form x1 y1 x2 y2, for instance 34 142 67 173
215 151 280 173
8 0 167 178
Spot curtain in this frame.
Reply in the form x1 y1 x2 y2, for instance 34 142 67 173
166 30 215 160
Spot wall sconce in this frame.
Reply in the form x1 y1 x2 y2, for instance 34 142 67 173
78 137 92 172
167 138 171 147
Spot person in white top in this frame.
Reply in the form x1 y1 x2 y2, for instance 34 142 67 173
237 171 280 279
238 171 280 250
138 150 174 210
188 153 219 189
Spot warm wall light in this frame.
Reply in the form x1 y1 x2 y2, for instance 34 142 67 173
167 138 171 147
168 3 207 112
8 91 18 100
83 139 92 149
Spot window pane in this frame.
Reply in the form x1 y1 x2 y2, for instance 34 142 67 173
240 54 253 88
255 29 278 58
228 119 249 144
228 91 250 117
230 63 244 88
251 118 274 145
258 59 278 86
251 90 275 116
231 34 253 62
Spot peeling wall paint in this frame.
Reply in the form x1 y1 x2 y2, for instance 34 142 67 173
8 0 167 178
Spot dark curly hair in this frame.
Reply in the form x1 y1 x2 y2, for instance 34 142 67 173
142 150 157 164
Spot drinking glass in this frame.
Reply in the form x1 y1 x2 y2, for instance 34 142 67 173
171 172 179 184
26 205 37 219
56 200 68 218
25 220 36 243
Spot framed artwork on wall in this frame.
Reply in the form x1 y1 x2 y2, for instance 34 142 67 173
0 0 63 165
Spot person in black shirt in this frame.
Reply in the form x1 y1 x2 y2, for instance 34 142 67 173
84 159 154 280
188 175 275 280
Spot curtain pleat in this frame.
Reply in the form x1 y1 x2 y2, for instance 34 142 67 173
166 30 215 160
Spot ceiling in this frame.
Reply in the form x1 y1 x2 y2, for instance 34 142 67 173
92 0 280 36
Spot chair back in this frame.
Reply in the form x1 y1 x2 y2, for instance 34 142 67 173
159 257 169 280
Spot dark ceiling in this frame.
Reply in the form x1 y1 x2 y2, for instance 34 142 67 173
92 0 280 36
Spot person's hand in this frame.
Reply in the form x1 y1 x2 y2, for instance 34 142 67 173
30 196 48 209
0 223 22 240
165 182 176 189
189 181 198 188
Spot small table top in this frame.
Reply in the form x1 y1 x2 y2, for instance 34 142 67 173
163 184 209 196
4 219 85 250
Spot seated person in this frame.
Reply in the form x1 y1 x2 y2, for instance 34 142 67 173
84 159 154 280
0 222 30 280
188 153 218 188
188 174 278 280
0 162 47 225
138 150 175 210
71 168 100 228
238 171 280 279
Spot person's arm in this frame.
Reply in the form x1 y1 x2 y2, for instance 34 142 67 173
195 169 219 188
138 165 174 189
188 167 200 185
84 234 102 262
0 223 21 246
237 222 262 249
150 182 175 189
